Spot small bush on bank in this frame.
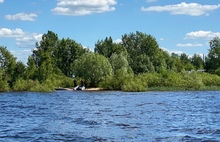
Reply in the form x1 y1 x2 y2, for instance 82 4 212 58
12 78 27 91
0 80 10 92
29 80 54 92
122 76 148 92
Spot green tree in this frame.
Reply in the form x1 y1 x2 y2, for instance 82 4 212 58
25 56 38 80
122 31 161 74
30 31 59 82
180 53 194 71
171 53 184 72
11 61 26 84
109 52 130 73
0 46 17 87
72 53 113 87
55 38 88 77
94 37 126 59
191 54 204 70
205 37 220 71
33 30 58 67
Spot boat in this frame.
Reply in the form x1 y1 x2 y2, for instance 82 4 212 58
73 80 86 91
73 86 85 91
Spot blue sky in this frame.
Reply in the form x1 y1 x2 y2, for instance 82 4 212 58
0 0 220 63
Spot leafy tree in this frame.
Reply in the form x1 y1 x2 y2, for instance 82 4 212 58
25 56 38 80
72 53 113 87
0 69 10 92
0 46 17 87
55 38 88 77
30 31 59 82
205 37 220 71
94 37 126 58
33 30 58 67
180 53 190 64
11 61 26 84
109 52 130 73
161 50 176 71
122 31 161 74
191 54 204 70
171 53 184 72
179 53 195 71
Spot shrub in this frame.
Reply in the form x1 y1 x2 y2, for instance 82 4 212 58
122 76 147 92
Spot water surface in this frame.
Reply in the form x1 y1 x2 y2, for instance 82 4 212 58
0 91 220 141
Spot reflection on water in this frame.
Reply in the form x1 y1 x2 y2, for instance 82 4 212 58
0 91 220 141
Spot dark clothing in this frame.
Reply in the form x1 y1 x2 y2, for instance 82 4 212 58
73 80 77 87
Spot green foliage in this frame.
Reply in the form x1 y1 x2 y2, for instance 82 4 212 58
56 38 88 77
72 53 113 87
95 37 126 58
0 46 17 87
122 75 148 92
0 69 10 92
141 73 162 87
12 78 27 91
99 67 134 90
191 54 204 70
29 80 54 92
1 32 220 92
179 71 204 90
122 31 161 74
205 37 220 71
198 72 220 86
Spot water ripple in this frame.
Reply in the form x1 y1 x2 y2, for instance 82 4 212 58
0 91 220 141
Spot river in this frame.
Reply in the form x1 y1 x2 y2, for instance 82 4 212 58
0 91 220 142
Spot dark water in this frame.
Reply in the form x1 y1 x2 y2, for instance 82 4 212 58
0 91 220 142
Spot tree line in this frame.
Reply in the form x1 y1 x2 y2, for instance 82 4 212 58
1 30 220 92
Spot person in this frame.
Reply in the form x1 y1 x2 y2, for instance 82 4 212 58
73 80 77 87
80 80 84 87
84 80 87 88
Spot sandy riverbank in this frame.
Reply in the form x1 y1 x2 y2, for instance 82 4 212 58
55 87 104 91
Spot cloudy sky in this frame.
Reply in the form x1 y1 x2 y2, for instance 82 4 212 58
0 0 220 63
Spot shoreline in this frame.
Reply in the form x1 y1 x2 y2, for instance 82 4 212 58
55 87 104 91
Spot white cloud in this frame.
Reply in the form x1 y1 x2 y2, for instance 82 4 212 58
160 47 184 55
114 38 122 44
10 49 32 63
176 43 203 47
0 28 42 48
0 0 4 3
0 28 25 37
5 12 38 21
51 0 117 16
186 30 220 39
141 2 220 16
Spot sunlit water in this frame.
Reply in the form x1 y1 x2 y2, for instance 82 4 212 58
0 91 220 142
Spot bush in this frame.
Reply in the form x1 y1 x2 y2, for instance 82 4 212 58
198 72 220 86
29 80 54 92
0 80 10 92
122 76 147 92
12 78 27 91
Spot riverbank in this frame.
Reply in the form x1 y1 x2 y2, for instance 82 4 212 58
55 87 104 91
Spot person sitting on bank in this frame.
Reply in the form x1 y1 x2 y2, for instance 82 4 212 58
73 80 77 87
80 80 84 87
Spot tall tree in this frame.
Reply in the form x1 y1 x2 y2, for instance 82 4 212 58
0 46 17 86
94 37 126 58
33 30 58 67
122 31 161 74
72 53 113 87
171 53 184 72
55 38 88 77
205 37 220 71
191 54 204 70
